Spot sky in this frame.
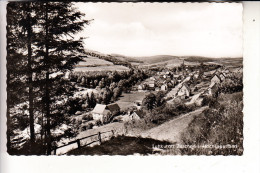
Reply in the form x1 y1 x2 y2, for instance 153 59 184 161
75 3 243 58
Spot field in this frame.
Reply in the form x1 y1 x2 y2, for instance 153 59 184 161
131 55 180 64
73 65 130 72
116 91 148 110
73 56 130 72
76 57 113 67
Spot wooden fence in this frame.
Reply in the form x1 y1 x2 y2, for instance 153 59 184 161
52 130 114 155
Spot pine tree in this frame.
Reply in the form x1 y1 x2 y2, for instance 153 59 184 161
7 2 39 152
34 2 90 154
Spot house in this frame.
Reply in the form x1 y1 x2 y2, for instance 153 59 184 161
218 73 226 81
120 110 144 122
194 74 199 79
187 92 205 106
148 81 155 90
208 82 218 96
211 74 222 84
138 84 146 90
129 110 143 121
92 103 120 123
173 74 180 78
134 100 142 110
171 79 177 86
150 77 156 81
161 84 168 91
155 87 160 91
132 86 138 91
177 83 191 97
64 71 71 79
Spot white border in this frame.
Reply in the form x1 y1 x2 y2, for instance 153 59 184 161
1 2 260 173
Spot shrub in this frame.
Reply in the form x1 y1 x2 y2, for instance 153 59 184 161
201 95 219 108
81 122 94 131
95 120 103 126
82 113 93 121
180 92 243 155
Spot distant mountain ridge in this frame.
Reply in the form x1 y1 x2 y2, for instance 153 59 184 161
83 49 242 68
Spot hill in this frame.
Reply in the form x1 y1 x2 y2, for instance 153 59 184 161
73 50 243 73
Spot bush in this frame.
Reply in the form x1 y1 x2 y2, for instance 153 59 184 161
218 73 243 94
180 92 243 155
81 122 94 131
82 113 93 121
201 95 219 108
95 120 103 126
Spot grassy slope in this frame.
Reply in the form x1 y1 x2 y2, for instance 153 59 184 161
180 92 243 155
67 135 171 155
140 106 208 143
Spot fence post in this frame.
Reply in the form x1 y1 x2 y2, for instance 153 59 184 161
54 146 57 155
98 132 101 144
77 139 81 149
111 130 114 137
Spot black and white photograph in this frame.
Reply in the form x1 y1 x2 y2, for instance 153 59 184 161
6 2 244 156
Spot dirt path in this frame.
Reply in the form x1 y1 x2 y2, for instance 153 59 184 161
140 106 208 143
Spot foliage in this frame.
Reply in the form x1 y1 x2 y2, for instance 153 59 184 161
218 73 243 94
142 93 156 110
7 2 90 154
180 92 243 155
82 113 93 121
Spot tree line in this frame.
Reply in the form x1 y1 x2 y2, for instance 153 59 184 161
7 2 90 155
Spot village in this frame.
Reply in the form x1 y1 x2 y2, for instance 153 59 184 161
74 64 239 125
41 61 241 154
9 56 243 155
5 1 246 158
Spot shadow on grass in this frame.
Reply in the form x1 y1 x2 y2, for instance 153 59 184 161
67 135 172 155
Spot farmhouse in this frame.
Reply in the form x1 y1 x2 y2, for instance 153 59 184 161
211 74 222 84
92 103 120 123
194 74 199 79
161 84 168 91
138 84 146 90
148 81 155 90
177 83 191 98
129 110 144 121
150 77 156 81
208 82 218 96
188 92 205 106
171 78 177 86
134 100 142 110
218 73 226 81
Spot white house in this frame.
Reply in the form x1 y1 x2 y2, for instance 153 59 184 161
194 74 199 79
219 73 226 81
130 110 144 121
208 82 218 96
138 84 146 91
161 84 168 91
148 81 155 90
177 83 191 97
92 103 120 123
211 74 221 84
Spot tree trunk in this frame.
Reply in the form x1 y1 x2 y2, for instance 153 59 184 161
44 2 52 155
6 71 11 153
27 6 35 150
